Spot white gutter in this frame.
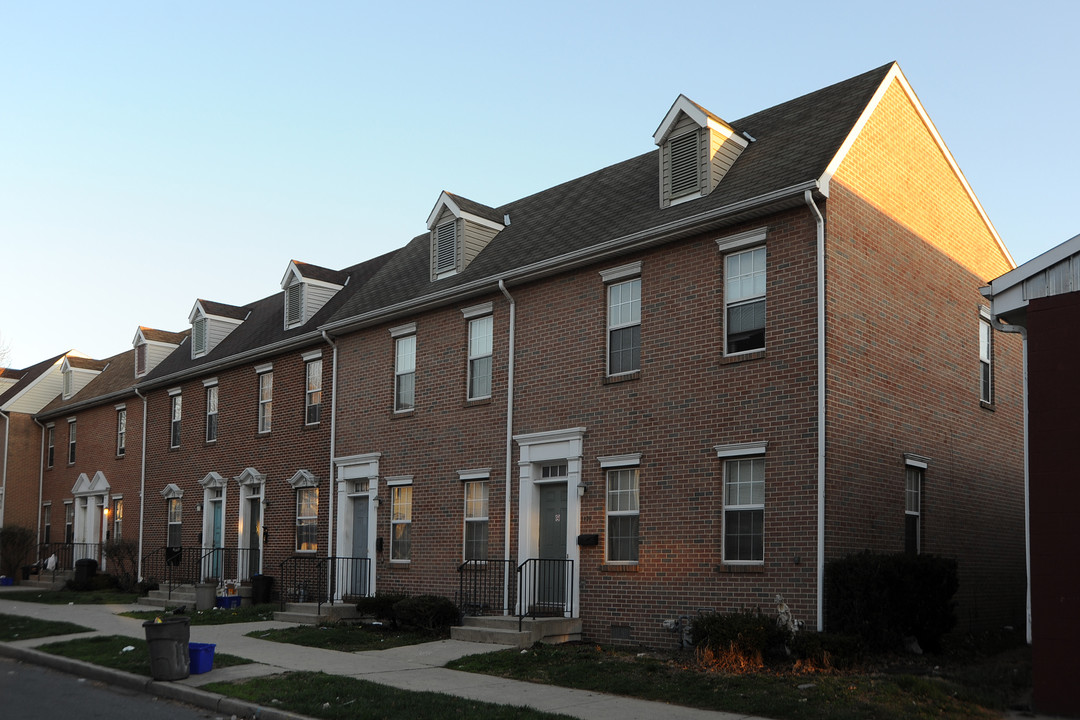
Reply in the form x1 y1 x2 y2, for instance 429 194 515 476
498 280 516 615
135 388 147 581
804 189 827 632
989 315 1030 643
321 330 338 585
0 410 8 528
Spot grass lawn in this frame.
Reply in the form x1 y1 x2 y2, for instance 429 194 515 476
1 588 140 605
120 603 278 625
204 670 572 720
247 622 441 652
36 634 254 676
0 612 92 641
446 639 1032 720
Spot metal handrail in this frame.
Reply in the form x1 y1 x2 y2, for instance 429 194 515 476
516 558 574 631
279 555 371 613
457 558 513 616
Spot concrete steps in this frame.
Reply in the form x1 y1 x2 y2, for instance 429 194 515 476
138 586 198 608
274 602 362 625
451 615 582 648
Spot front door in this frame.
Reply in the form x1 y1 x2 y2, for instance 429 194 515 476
537 483 567 610
247 497 262 578
209 499 223 578
349 496 369 596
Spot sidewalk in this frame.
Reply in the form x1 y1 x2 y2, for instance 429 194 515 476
0 589 761 720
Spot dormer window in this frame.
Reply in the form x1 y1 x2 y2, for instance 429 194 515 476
192 315 208 357
280 261 347 330
427 191 504 281
668 131 702 198
434 221 458 275
285 279 304 328
654 94 748 208
132 327 186 378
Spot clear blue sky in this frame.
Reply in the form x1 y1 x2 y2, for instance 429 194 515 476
3 1 1078 369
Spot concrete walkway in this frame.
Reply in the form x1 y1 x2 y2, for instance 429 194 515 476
0 588 763 720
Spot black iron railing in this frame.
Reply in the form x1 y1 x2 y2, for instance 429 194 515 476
457 559 513 616
140 546 261 599
279 555 371 614
516 558 574 631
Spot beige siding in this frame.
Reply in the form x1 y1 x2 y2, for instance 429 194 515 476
707 129 746 193
304 283 338 320
206 319 239 354
145 342 175 373
463 220 499 268
4 367 63 414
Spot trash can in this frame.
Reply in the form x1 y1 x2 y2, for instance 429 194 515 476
195 583 216 611
142 617 190 680
74 558 98 583
252 574 273 605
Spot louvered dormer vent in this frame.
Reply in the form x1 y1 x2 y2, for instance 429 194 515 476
285 281 304 327
669 132 701 198
435 221 457 275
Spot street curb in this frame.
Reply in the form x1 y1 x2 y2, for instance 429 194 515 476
0 643 315 720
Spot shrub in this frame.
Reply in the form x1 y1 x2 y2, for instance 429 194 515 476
103 539 140 592
392 594 460 635
356 593 409 625
691 608 792 667
137 579 160 596
0 525 36 583
825 551 958 652
66 572 120 592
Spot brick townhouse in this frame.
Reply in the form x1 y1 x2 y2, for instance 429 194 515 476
1 62 1025 649
316 61 1024 647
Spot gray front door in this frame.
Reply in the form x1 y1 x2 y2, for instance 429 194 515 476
210 501 223 578
537 484 567 609
349 496 369 596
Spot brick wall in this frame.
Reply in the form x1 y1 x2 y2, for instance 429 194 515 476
825 77 1026 632
2 412 44 534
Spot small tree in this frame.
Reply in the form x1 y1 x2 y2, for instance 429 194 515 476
0 525 36 584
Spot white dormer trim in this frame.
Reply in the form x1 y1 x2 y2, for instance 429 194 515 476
653 94 745 146
188 301 245 359
287 469 318 489
426 191 504 233
131 328 182 378
60 357 103 400
280 261 346 331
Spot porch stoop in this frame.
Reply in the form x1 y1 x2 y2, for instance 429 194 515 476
18 573 70 591
273 602 362 625
138 585 198 608
451 615 582 648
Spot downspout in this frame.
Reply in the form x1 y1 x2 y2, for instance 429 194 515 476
34 419 46 547
135 388 147 581
0 409 9 528
498 280 516 615
321 330 338 580
804 189 827 632
991 316 1029 644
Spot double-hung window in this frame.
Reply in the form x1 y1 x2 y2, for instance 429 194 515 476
717 441 767 564
205 382 218 443
42 504 51 544
305 358 322 425
725 245 766 354
463 305 493 400
112 498 123 540
390 480 413 562
296 488 318 552
257 366 273 433
392 324 416 412
67 420 76 464
116 408 126 457
169 391 182 448
463 478 489 561
47 426 55 468
602 263 642 376
979 310 993 404
904 454 928 555
602 457 641 563
64 502 74 543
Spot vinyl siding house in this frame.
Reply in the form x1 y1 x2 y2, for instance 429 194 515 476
982 233 1080 718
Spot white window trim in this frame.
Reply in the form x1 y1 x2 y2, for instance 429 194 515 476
715 227 767 253
979 307 993 404
602 456 641 565
305 358 323 425
599 261 642 284
202 377 219 388
301 348 322 362
462 474 490 562
116 407 126 457
722 243 768 357
67 419 76 465
389 322 416 338
295 486 319 553
461 302 493 319
205 384 219 443
467 313 493 401
254 362 273 374
169 392 182 449
719 443 768 566
394 333 416 413
605 273 642 377
257 370 273 434
388 476 413 564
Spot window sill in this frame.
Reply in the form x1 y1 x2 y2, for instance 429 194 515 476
979 400 995 411
465 396 492 408
116 454 125 460
600 563 640 573
720 350 766 365
389 560 411 568
392 409 415 419
716 563 765 574
604 371 640 385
